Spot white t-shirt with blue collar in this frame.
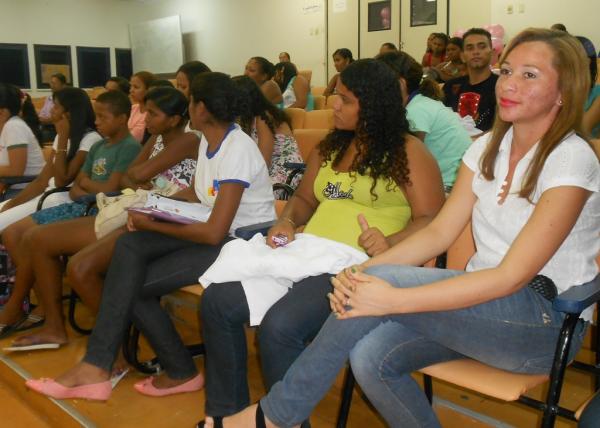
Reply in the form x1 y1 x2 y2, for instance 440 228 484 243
194 124 275 234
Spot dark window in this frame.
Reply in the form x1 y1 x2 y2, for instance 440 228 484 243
34 44 72 89
77 46 110 88
0 43 30 88
116 48 133 80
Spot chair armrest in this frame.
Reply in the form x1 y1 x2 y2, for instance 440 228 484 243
283 162 306 171
272 183 295 200
234 220 277 240
0 175 37 186
73 191 122 206
36 186 71 211
73 193 99 205
552 275 600 314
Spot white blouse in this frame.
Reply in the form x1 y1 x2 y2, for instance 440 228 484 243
463 128 600 321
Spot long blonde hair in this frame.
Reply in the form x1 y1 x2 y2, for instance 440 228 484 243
480 28 590 200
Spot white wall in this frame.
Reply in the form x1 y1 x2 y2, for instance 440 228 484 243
449 0 491 36
359 0 400 58
327 0 359 84
1 0 328 96
0 0 155 95
4 0 597 96
490 0 600 49
142 0 327 86
400 0 449 60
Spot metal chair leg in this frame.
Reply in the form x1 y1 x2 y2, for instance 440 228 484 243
540 314 580 428
122 323 205 375
68 290 92 335
122 323 161 374
423 374 434 404
336 367 356 428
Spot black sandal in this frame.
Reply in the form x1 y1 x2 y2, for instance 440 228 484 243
196 417 223 428
195 403 266 428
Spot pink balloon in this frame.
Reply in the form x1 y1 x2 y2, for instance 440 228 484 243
491 36 503 55
488 24 505 39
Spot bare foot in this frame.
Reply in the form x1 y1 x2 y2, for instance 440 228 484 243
55 361 111 387
11 328 68 347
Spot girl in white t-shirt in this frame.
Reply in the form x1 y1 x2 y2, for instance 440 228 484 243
0 83 45 200
0 87 101 231
216 29 600 428
26 72 276 402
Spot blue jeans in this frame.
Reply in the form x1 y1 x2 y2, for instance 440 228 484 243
84 231 230 379
579 391 600 428
200 273 331 417
261 265 587 428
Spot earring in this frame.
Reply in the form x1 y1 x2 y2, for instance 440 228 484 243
558 100 563 106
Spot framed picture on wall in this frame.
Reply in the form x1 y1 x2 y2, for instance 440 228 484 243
0 43 30 88
34 44 72 89
411 0 437 27
77 46 110 88
368 1 391 32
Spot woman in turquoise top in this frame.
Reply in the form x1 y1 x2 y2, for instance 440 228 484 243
197 59 445 428
274 62 314 111
377 51 471 192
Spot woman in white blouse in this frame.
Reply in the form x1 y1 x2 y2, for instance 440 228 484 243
218 28 600 428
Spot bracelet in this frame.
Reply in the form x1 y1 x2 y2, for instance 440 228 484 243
55 149 67 153
280 217 296 228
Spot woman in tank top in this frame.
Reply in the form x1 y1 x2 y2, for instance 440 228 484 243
195 59 445 427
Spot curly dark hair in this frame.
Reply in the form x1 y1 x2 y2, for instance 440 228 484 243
318 59 411 198
232 75 291 135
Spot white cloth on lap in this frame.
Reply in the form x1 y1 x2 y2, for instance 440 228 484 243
199 233 368 325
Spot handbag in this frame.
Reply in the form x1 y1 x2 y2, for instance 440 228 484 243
94 188 149 239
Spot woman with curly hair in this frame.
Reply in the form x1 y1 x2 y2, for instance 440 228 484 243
196 59 445 427
234 75 302 192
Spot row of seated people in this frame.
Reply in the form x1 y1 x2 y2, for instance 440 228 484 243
0 27 598 427
339 27 600 140
0 48 472 343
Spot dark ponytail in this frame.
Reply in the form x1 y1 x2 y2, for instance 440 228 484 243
376 50 443 101
21 94 43 146
54 87 96 160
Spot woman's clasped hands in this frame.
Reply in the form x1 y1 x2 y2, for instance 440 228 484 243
328 264 396 319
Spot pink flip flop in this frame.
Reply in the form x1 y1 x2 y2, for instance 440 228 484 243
133 373 204 397
25 378 112 401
